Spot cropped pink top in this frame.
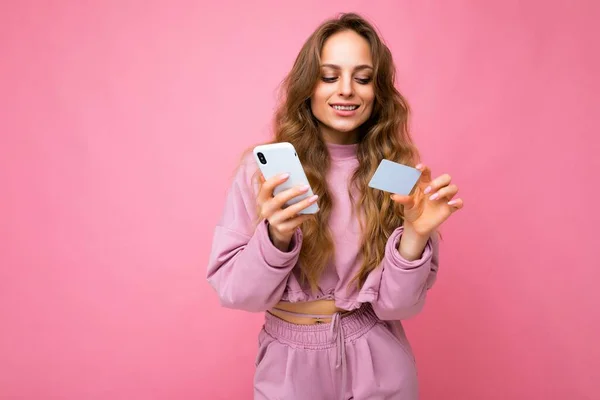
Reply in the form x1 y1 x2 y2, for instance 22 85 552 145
206 143 439 320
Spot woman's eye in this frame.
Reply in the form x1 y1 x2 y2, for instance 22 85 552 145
321 76 372 84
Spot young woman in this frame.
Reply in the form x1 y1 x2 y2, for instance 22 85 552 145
207 12 463 400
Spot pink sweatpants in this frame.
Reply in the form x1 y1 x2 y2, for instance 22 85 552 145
253 304 419 400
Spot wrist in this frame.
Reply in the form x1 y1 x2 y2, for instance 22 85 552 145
273 237 291 252
267 225 292 252
398 224 430 261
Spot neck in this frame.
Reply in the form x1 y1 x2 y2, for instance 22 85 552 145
319 123 359 145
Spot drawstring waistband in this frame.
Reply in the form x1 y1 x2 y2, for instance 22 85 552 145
330 312 346 400
264 304 379 400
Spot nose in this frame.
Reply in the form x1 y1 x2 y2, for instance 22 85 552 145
338 74 354 97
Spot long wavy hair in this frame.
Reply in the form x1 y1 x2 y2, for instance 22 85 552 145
247 12 433 292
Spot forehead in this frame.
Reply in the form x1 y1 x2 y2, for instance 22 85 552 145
320 30 372 67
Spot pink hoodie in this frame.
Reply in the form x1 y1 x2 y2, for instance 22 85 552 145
206 142 439 320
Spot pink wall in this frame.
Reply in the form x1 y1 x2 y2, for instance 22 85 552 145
1 1 598 399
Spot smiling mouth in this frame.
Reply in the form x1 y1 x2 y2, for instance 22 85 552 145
330 104 359 111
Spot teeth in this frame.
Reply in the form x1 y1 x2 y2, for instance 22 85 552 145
333 105 359 111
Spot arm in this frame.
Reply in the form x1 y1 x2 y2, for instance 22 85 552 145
360 226 440 320
206 158 300 312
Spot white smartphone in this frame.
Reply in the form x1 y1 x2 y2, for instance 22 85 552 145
252 142 319 214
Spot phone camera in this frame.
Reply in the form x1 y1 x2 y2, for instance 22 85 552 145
257 152 267 165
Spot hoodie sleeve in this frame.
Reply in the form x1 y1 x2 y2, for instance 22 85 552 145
206 156 302 312
359 226 440 320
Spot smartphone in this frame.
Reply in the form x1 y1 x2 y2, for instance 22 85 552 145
253 142 319 214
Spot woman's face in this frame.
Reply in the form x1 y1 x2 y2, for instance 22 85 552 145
311 30 375 144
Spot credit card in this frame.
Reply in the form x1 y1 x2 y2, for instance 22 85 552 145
368 159 422 195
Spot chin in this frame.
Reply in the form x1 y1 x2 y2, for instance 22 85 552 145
330 122 361 133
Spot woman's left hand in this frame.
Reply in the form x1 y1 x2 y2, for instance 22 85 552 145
391 164 464 237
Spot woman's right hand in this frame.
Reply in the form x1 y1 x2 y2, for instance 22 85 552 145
257 173 319 252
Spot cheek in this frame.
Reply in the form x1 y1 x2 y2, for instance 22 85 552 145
312 86 329 106
360 87 375 107
311 86 331 118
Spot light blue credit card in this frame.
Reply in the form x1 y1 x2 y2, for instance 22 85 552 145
368 159 422 195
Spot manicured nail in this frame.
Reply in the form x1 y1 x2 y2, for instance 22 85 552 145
448 200 457 205
308 195 319 202
415 163 423 169
424 186 432 194
429 193 439 200
300 185 310 191
280 173 290 179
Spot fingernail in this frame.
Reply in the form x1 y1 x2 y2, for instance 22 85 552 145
424 186 432 194
300 185 310 191
309 195 318 202
448 200 457 205
429 193 439 200
280 173 290 179
416 163 423 169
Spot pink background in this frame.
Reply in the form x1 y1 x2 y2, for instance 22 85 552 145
1 1 598 399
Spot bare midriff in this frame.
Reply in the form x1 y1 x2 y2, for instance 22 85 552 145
268 299 351 325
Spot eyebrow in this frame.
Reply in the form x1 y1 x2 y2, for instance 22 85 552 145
321 64 374 71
